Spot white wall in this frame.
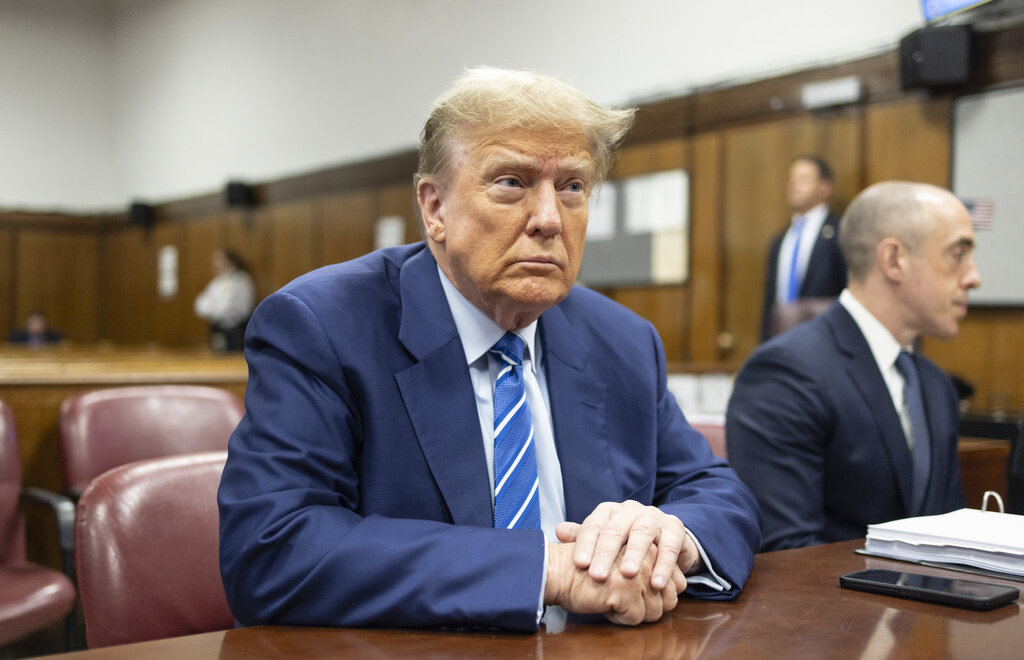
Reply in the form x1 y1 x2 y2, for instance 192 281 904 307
0 0 117 211
1 0 927 212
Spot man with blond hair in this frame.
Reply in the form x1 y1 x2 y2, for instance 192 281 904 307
728 181 981 551
219 67 759 631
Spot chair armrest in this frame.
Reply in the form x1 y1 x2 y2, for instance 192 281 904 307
21 487 77 580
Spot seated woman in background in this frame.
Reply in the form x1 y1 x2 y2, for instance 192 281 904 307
8 311 63 347
194 249 256 352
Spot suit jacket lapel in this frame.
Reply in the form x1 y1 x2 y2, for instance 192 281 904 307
802 213 839 291
394 247 493 527
825 305 915 513
540 303 613 523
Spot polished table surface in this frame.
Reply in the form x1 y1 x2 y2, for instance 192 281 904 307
43 539 1022 659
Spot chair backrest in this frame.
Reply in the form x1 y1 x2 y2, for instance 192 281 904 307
60 385 244 495
768 297 835 338
692 422 727 459
74 451 233 648
0 399 27 563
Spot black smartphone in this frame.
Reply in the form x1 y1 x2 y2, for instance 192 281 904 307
839 569 1019 611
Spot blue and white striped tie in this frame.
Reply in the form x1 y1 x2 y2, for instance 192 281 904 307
490 333 541 530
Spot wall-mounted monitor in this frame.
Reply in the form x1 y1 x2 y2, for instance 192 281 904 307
921 0 996 22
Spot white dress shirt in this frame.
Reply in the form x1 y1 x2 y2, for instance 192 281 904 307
839 289 916 448
776 203 829 303
437 267 728 626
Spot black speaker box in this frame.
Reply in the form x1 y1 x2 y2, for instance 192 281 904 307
225 181 256 207
129 202 155 227
899 25 972 90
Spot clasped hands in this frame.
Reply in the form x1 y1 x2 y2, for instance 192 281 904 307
544 500 699 625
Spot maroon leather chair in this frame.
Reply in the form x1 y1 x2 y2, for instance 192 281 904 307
692 422 727 459
74 451 233 648
0 399 77 649
60 385 244 497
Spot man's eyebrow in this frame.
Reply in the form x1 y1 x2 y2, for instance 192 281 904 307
947 236 975 251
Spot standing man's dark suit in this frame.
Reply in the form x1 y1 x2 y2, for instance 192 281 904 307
760 212 847 340
218 244 761 629
728 302 964 551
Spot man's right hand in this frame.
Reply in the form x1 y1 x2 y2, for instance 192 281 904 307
544 541 684 625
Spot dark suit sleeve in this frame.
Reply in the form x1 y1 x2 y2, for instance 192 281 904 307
726 342 832 551
218 291 544 631
648 328 762 597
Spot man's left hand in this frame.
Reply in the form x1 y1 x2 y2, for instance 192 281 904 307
556 500 699 591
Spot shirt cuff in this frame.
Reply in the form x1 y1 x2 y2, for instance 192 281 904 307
683 527 732 593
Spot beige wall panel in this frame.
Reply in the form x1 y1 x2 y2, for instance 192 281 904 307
15 229 99 342
266 200 318 294
865 96 952 186
150 223 187 346
0 229 13 338
689 132 725 363
376 182 418 246
320 189 375 266
99 226 158 344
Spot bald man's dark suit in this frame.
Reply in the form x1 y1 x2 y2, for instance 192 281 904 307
728 302 965 552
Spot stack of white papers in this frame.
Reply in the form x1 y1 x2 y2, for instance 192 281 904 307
863 509 1024 579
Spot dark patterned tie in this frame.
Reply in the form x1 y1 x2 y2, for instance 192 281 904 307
896 351 932 515
489 333 540 530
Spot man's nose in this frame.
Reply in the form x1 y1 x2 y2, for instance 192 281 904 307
963 255 982 289
527 183 562 236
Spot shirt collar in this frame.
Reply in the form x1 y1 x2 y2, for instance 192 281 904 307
436 265 541 373
839 288 910 372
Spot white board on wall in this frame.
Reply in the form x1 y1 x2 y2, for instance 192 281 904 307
952 86 1024 305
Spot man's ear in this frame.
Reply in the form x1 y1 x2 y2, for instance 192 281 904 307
877 237 907 283
417 178 446 243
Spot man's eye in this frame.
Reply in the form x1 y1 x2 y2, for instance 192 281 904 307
498 177 522 188
566 181 584 193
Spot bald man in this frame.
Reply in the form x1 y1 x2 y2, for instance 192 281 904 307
727 181 981 551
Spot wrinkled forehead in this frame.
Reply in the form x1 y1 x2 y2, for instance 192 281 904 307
452 124 595 172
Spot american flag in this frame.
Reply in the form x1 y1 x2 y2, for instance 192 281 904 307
963 198 994 230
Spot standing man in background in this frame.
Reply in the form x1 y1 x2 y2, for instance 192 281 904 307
728 181 980 551
760 155 847 340
194 249 256 352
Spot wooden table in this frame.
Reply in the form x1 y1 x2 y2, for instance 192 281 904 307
42 540 1023 659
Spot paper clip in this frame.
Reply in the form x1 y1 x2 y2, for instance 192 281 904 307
982 490 1005 513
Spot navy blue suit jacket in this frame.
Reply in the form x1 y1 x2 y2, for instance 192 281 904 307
218 243 760 631
727 302 964 552
760 212 847 340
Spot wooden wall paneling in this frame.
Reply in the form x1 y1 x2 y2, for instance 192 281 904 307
150 222 187 346
181 215 229 347
376 182 418 246
865 96 952 186
604 139 689 362
688 132 725 363
720 112 862 363
922 307 1024 418
0 228 12 337
99 225 158 344
224 209 270 304
266 200 318 294
319 189 376 266
14 229 99 343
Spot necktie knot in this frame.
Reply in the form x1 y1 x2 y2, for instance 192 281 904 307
490 333 525 366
